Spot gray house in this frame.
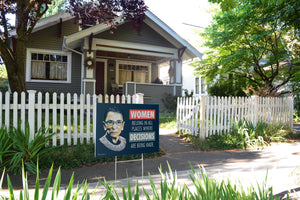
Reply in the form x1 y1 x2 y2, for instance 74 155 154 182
23 10 202 107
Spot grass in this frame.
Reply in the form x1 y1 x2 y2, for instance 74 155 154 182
159 110 177 129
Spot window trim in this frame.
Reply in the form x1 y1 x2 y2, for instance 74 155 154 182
26 48 72 83
116 60 152 86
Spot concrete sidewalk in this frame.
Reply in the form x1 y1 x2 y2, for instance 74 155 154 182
1 125 300 199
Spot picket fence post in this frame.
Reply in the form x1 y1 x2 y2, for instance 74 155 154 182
28 90 36 142
200 95 206 140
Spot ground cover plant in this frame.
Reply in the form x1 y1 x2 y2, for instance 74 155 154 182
179 120 299 151
0 162 286 200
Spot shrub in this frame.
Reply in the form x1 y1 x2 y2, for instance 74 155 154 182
161 93 179 112
180 120 294 151
0 124 55 174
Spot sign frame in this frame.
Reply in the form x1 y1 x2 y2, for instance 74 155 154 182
95 103 159 158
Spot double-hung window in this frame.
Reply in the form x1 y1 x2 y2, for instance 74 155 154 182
26 48 71 83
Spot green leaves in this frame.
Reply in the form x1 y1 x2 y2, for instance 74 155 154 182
0 124 56 174
1 161 286 200
194 0 300 96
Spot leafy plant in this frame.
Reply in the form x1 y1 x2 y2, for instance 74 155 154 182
180 120 295 151
0 127 14 166
0 124 55 174
0 162 287 200
161 93 179 113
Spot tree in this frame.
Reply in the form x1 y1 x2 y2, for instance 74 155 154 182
193 0 300 96
0 0 147 93
43 0 66 18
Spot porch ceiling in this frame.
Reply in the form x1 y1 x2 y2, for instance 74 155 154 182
96 50 169 63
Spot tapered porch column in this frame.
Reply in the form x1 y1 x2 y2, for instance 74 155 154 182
169 59 182 84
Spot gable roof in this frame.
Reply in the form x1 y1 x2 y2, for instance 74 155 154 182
24 10 203 61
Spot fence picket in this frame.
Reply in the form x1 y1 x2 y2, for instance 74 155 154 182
80 94 84 144
52 92 57 146
37 92 42 131
60 93 65 145
93 94 97 145
13 92 18 128
73 93 78 145
67 93 71 145
5 92 9 128
45 93 49 132
86 94 91 144
21 92 26 132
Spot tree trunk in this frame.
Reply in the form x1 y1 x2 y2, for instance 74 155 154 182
4 37 26 93
6 63 26 93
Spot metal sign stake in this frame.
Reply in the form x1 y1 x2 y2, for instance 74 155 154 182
114 154 144 184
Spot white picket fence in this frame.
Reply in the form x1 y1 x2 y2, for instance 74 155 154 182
177 96 294 139
0 91 144 146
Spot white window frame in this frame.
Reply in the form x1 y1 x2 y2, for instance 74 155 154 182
116 60 151 86
26 48 72 83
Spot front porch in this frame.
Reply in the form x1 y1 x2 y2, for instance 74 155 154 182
123 82 182 109
82 38 184 108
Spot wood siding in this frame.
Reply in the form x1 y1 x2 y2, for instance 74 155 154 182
27 19 79 50
95 22 176 48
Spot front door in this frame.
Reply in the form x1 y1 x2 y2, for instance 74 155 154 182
96 61 105 95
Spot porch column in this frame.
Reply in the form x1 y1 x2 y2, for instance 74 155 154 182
169 60 182 84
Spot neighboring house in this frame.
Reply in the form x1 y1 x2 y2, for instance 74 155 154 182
160 62 208 97
181 62 207 96
19 10 202 108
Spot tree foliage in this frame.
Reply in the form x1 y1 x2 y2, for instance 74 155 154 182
193 0 300 96
43 0 66 18
0 0 147 92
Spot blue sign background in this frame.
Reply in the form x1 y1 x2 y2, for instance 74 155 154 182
95 103 159 158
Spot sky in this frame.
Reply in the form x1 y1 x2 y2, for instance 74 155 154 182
144 0 213 48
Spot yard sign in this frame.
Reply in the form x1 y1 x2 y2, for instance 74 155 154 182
95 103 159 158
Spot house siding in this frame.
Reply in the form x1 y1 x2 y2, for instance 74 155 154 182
95 22 176 48
25 52 82 94
27 19 79 50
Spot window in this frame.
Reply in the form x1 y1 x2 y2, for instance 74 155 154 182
195 77 200 94
26 49 71 83
117 61 151 85
201 77 206 93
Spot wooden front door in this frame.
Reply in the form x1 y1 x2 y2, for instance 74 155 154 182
96 61 105 95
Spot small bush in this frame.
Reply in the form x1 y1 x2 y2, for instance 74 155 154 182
0 124 55 174
161 93 179 112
